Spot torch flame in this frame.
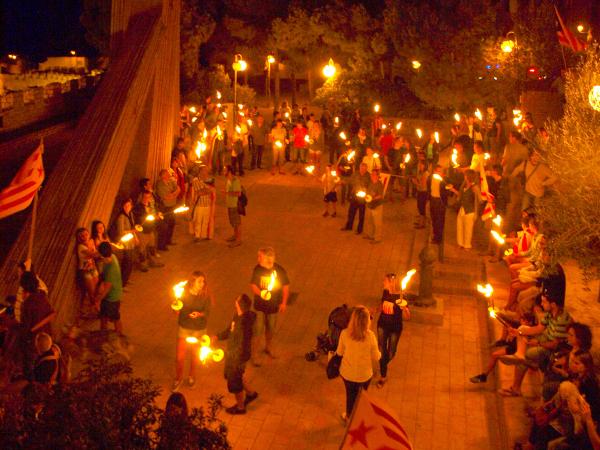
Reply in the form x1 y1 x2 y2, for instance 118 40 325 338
373 153 380 159
185 336 199 344
356 191 367 198
339 131 347 140
404 153 411 164
267 271 277 292
488 307 497 318
173 280 188 299
191 117 198 123
347 150 355 161
401 269 417 291
199 346 211 362
235 125 241 134
216 90 222 99
189 106 197 114
477 283 494 298
491 230 506 245
304 135 310 143
434 131 439 143
454 113 461 122
275 140 283 148
395 122 402 131
238 104 244 110
145 214 156 222
475 108 483 121
305 165 315 174
331 170 337 177
247 119 253 127
374 104 380 113
203 129 208 139
195 141 206 159
173 205 190 214
381 124 387 130
416 128 423 139
120 232 134 243
493 215 502 227
484 152 491 160
334 116 340 125
433 173 443 181
451 148 459 168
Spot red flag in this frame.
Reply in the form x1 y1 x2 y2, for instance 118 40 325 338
555 6 587 52
340 391 413 450
0 142 44 219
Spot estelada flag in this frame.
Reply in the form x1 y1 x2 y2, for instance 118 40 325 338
340 390 413 450
0 141 44 220
380 172 391 197
555 6 587 52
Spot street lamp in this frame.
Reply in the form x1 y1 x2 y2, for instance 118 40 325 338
232 54 247 107
266 54 275 103
501 31 517 53
322 58 336 79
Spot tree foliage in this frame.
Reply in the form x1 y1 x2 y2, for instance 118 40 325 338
538 46 600 277
80 0 112 56
0 358 230 449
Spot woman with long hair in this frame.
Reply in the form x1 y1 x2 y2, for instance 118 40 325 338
172 271 213 392
336 305 381 422
75 227 99 310
448 169 481 250
376 274 410 388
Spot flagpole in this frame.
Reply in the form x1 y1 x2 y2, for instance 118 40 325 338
26 137 44 262
560 45 568 70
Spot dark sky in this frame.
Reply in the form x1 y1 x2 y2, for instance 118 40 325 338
1 0 96 61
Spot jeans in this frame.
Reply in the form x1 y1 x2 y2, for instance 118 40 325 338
342 377 371 416
417 191 428 216
231 151 245 176
253 144 264 168
377 326 401 378
430 198 446 244
345 201 366 233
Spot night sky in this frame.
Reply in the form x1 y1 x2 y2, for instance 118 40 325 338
1 0 96 61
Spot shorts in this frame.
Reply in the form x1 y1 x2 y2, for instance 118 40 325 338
228 207 241 227
177 327 207 340
79 268 98 281
324 191 337 203
100 299 121 321
225 362 246 393
291 146 306 163
272 146 285 166
253 310 277 336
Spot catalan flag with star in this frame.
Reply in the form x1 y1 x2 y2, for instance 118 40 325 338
340 390 413 450
0 141 44 220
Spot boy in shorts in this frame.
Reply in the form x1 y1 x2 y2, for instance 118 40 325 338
95 242 124 335
321 164 340 217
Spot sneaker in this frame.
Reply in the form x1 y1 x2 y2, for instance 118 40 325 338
187 376 195 388
225 405 246 415
469 374 487 384
244 392 258 406
172 378 183 392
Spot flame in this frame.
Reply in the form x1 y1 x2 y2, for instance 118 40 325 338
120 232 134 243
493 215 502 227
304 135 310 143
331 170 337 177
339 131 347 140
216 91 222 99
491 230 506 245
404 153 411 163
395 122 402 130
173 280 188 299
451 148 459 168
145 214 156 222
285 112 290 118
488 307 496 318
416 128 423 139
305 165 315 174
195 141 206 159
356 191 367 198
475 109 482 121
203 129 208 139
247 119 253 127
173 205 190 214
373 153 380 159
275 140 283 148
199 346 211 362
334 116 340 125
381 124 387 130
235 125 241 134
454 113 460 122
374 104 380 113
432 173 443 181
239 112 245 117
189 106 197 114
222 112 228 118
401 269 417 291
477 283 494 298
484 152 491 160
434 131 439 143
191 117 198 123
216 125 222 137
185 336 199 344
347 150 355 161
238 104 244 110
267 271 277 292
217 103 222 108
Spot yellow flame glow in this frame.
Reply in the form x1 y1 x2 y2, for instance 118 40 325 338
120 233 134 243
401 269 417 291
477 283 494 298
356 191 366 198
491 230 506 245
395 122 402 130
173 280 188 299
173 206 190 214
434 131 439 143
475 109 482 121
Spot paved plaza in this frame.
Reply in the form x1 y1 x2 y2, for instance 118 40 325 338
120 166 503 450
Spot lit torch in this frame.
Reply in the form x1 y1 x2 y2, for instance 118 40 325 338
145 214 156 222
339 131 347 140
416 128 423 139
173 205 190 214
454 113 461 122
484 152 491 160
195 141 206 159
171 280 188 311
260 271 277 300
432 173 443 182
434 131 439 143
334 116 340 126
404 153 411 164
491 230 506 245
395 122 402 131
347 150 355 161
475 109 483 121
305 165 315 174
493 215 502 227
451 148 459 168
120 232 134 243
374 104 380 113
216 90 222 100
275 140 283 148
197 335 225 363
477 283 494 298
189 106 197 114
356 190 367 198
401 269 417 291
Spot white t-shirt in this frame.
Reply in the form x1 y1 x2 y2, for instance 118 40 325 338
336 328 380 382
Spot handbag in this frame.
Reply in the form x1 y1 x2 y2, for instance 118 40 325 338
326 353 342 379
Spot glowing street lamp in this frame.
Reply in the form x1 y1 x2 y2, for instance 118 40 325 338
323 58 336 79
501 31 517 53
374 103 381 113
70 50 76 56
232 54 247 107
577 24 585 33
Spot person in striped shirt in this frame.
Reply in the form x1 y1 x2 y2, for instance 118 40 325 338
498 287 571 397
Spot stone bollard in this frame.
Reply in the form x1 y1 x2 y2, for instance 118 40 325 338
417 243 437 307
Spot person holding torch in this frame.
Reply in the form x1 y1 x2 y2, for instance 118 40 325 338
250 247 290 364
172 271 212 392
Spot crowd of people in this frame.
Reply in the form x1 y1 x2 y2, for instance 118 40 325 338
3 94 593 448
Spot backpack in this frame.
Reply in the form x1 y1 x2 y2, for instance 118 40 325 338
40 344 72 384
238 185 248 208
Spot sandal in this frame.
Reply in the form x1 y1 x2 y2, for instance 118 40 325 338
498 387 521 397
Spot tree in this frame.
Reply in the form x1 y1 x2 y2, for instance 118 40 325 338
80 0 112 56
538 46 600 279
0 358 230 449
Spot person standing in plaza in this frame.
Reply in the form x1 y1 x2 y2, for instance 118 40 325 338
224 165 242 248
231 116 248 176
114 197 144 281
341 163 370 235
511 148 556 212
413 160 430 229
214 294 258 415
447 169 481 250
376 274 410 388
428 165 449 245
321 164 340 217
336 147 355 206
291 120 308 175
187 165 214 242
249 247 290 364
364 169 384 244
336 305 381 422
172 271 212 392
133 190 164 268
94 242 124 335
270 119 287 175
155 169 180 250
250 114 268 170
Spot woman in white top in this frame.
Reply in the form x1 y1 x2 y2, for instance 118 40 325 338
336 305 381 421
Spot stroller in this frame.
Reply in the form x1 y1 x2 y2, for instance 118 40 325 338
305 304 352 362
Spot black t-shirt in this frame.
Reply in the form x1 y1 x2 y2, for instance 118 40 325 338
377 289 403 332
251 263 290 314
178 292 211 330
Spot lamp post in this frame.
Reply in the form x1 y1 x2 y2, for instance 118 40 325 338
232 54 247 107
266 54 275 105
501 31 517 53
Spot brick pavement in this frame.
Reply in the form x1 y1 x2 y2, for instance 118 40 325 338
120 164 502 449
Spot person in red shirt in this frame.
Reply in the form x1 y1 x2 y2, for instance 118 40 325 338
291 121 308 175
170 157 186 204
379 129 394 170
